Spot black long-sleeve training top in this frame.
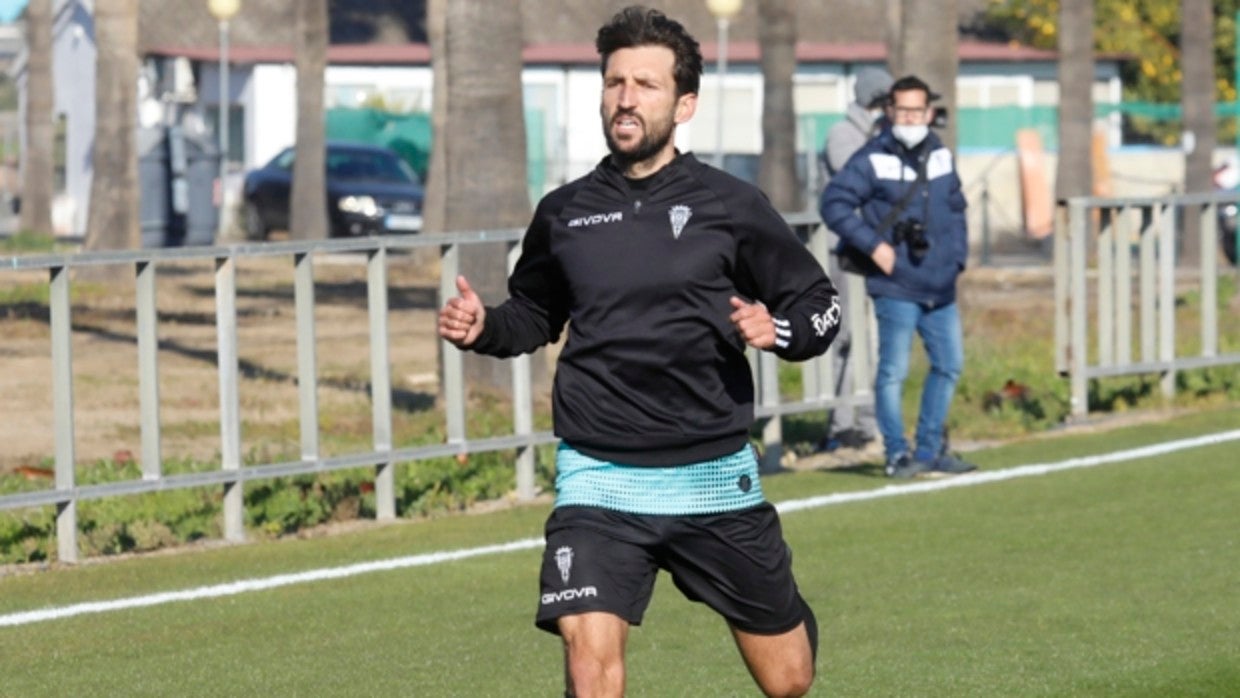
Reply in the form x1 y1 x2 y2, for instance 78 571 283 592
470 152 840 466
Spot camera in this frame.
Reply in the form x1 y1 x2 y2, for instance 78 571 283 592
893 220 930 260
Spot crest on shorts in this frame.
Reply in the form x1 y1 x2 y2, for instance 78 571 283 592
668 205 692 240
555 546 574 584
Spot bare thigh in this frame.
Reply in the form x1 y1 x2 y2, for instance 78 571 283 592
559 611 630 698
731 621 815 697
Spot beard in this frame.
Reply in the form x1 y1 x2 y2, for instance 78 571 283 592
603 107 676 171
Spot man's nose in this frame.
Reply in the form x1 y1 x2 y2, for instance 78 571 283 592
616 83 637 108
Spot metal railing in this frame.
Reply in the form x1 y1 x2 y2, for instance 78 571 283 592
1 212 870 562
1054 191 1240 418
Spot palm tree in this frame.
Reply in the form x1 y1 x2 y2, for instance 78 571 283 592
1054 0 1094 203
756 0 800 213
83 0 140 254
1180 0 1215 266
426 0 533 391
290 0 328 241
889 0 958 151
885 0 904 78
19 0 53 236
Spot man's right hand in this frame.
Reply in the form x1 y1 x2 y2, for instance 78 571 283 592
438 275 486 348
872 242 896 276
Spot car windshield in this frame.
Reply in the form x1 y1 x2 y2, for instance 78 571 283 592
326 150 418 184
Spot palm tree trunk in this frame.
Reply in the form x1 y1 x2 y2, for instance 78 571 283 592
1054 0 1094 203
757 0 801 213
1180 0 1215 265
84 0 140 256
428 0 534 393
20 0 54 236
290 0 329 240
892 0 958 151
885 0 904 76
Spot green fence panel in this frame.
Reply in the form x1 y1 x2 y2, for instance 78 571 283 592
799 113 845 155
956 105 1059 150
325 108 432 179
525 108 545 201
326 107 548 201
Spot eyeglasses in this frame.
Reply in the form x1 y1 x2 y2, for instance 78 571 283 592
890 106 930 116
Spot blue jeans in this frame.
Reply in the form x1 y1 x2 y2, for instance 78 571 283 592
872 297 963 462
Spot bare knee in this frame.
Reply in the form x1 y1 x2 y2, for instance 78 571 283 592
732 622 816 697
760 668 815 698
559 612 628 698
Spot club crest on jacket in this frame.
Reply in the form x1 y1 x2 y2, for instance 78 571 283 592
669 205 692 239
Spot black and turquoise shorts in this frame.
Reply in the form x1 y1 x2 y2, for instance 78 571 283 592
535 502 808 636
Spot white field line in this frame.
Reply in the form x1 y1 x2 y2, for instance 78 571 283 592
3 429 1238 629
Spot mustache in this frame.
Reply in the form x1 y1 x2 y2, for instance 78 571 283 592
611 108 643 124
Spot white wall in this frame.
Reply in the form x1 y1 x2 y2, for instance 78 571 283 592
244 64 297 169
51 2 95 235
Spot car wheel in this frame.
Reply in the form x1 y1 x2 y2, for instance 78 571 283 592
244 202 268 241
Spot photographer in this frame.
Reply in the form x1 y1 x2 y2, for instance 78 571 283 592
819 75 976 479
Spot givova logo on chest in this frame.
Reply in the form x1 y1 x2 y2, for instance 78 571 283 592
567 211 624 228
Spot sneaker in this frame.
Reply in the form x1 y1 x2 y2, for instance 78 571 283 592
885 453 928 479
928 453 978 475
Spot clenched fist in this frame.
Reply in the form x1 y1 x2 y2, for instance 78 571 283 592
729 296 776 350
438 276 486 348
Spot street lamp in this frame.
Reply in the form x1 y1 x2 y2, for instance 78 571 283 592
706 0 742 170
208 0 241 239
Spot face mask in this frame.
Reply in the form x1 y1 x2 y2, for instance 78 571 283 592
892 124 928 149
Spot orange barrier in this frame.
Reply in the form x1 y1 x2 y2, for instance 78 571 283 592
1016 128 1054 239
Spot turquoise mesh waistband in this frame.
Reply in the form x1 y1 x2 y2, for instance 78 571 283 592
553 443 765 515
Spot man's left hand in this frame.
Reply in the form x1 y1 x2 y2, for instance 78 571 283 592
729 296 776 350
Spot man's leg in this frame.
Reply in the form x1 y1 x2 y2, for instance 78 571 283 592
872 296 919 461
824 251 857 439
558 612 629 698
537 507 659 697
731 621 815 697
912 302 963 461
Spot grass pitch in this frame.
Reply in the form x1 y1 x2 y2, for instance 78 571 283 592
1 407 1238 696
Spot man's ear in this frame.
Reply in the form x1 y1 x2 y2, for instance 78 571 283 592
674 92 697 124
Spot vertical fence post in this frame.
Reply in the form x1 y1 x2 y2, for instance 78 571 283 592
440 243 466 446
1096 206 1115 367
1201 201 1218 357
508 240 536 500
1114 207 1133 366
1053 204 1070 375
758 351 782 472
1139 206 1158 362
293 252 320 462
368 247 395 520
1068 199 1090 418
136 260 162 480
49 265 78 563
215 255 244 542
1158 202 1177 399
846 275 872 408
805 224 833 402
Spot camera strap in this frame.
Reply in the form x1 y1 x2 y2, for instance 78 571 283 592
873 150 929 239
836 147 929 275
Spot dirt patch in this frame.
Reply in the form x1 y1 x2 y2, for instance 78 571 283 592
0 252 444 472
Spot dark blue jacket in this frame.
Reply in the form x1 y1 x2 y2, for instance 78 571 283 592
819 127 968 306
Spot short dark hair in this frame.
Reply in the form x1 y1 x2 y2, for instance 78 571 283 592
595 6 703 97
889 75 939 104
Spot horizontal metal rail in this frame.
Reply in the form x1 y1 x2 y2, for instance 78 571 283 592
0 213 869 562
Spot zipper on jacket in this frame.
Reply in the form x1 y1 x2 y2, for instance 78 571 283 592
633 199 642 216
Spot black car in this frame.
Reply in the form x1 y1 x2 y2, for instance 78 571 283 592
242 142 424 239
